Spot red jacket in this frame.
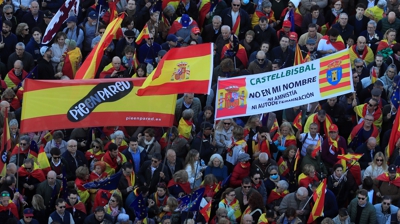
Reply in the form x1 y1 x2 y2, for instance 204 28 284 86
230 162 251 187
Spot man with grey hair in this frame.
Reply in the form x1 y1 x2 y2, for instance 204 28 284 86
61 139 87 181
331 12 354 42
215 25 231 55
251 152 277 181
360 20 382 53
36 170 62 213
175 93 201 124
9 135 31 167
242 214 253 224
5 60 27 91
2 5 17 33
7 42 34 72
202 15 222 43
279 187 310 222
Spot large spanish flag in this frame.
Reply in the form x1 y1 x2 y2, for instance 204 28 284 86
387 110 400 158
75 14 124 79
20 78 176 133
307 179 327 223
318 50 352 98
137 43 213 96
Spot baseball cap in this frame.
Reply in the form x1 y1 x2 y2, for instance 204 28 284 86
191 27 200 34
306 38 316 45
329 124 338 132
88 11 98 20
166 34 177 42
181 14 190 28
43 10 53 18
289 32 297 40
40 46 51 56
389 164 397 173
283 20 291 28
23 208 34 217
65 16 77 23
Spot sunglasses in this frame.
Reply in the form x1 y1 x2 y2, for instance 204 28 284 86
232 4 240 6
20 143 27 146
127 36 134 39
24 28 29 31
368 103 376 107
376 159 383 162
99 32 104 34
242 186 251 189
1 193 9 197
152 160 159 163
253 177 260 180
383 202 391 205
353 76 359 78
257 58 265 62
110 199 116 202
53 157 60 160
356 65 363 68
224 123 231 125
93 146 100 149
270 173 278 175
25 167 32 170
5 12 12 15
358 197 366 200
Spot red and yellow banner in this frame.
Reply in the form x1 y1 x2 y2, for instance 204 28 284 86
21 78 176 133
307 179 327 223
137 43 213 96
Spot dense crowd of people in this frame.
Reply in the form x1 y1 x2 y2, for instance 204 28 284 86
1 0 400 223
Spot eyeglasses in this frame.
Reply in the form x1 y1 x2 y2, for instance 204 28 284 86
20 143 27 146
110 199 116 202
232 4 240 6
368 103 376 107
353 76 359 78
383 202 391 205
242 186 251 189
356 65 363 68
127 36 134 39
358 197 366 200
5 12 12 15
152 160 159 163
224 122 231 125
253 177 260 180
53 156 60 160
257 58 265 62
24 28 29 31
93 146 100 149
376 159 383 162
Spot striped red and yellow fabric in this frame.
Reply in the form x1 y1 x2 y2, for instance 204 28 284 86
387 111 400 158
62 47 82 79
318 50 352 98
135 24 150 45
38 146 51 175
20 78 176 133
307 179 327 223
294 44 304 66
137 43 213 96
75 14 124 80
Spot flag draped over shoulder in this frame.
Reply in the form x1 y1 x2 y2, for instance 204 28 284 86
42 0 77 44
307 179 327 223
136 43 214 96
62 48 82 79
320 35 345 51
135 24 149 45
74 14 125 79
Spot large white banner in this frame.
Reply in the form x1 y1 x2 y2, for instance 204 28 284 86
215 50 353 120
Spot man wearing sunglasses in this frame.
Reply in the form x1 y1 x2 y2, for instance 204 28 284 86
9 134 31 167
48 198 75 224
248 51 272 74
375 196 398 224
18 158 45 204
138 153 170 193
234 177 256 212
354 97 383 130
220 0 250 40
347 189 376 223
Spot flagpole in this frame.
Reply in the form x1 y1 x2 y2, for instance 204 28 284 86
96 5 102 34
301 195 313 210
159 127 172 184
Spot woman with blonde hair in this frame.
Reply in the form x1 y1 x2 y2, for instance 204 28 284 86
167 170 191 198
16 23 30 44
377 28 397 53
298 164 319 188
364 152 387 180
75 166 90 204
273 122 297 159
226 126 247 172
185 149 204 189
215 118 236 155
31 194 46 223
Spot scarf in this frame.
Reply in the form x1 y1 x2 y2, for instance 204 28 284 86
240 161 250 169
362 103 382 121
331 8 343 17
222 198 242 221
328 136 344 154
144 137 155 146
155 193 168 207
352 45 368 60
228 139 247 156
252 182 261 189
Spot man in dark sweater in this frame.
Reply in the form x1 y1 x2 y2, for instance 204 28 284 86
0 20 17 64
7 42 34 72
37 46 62 80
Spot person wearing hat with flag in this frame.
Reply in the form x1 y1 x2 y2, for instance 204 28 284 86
19 208 39 224
321 124 347 169
37 46 62 79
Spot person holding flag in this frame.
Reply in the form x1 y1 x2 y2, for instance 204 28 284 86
327 164 349 208
308 180 338 222
321 124 347 169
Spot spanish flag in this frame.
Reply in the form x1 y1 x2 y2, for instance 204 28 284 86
0 108 9 177
318 50 352 98
75 14 124 79
387 104 400 158
320 35 345 51
294 44 304 66
277 157 289 176
198 0 211 29
162 0 180 10
178 118 193 140
337 153 362 174
38 146 51 175
257 214 269 224
199 200 212 222
41 130 54 145
293 110 302 131
307 179 327 223
135 24 149 45
371 66 377 84
62 47 82 79
137 43 213 96
311 139 321 158
294 148 300 172
251 10 276 29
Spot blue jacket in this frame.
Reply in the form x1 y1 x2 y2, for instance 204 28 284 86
18 218 39 224
25 37 43 61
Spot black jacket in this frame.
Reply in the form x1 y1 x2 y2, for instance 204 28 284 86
355 143 381 170
37 57 55 80
164 157 184 178
84 213 113 224
221 8 250 39
253 25 278 48
61 150 88 181
122 147 147 170
202 24 221 43
138 160 170 193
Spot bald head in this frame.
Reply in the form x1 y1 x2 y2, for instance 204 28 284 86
367 137 377 145
0 101 10 114
47 170 57 185
256 51 266 64
388 12 396 23
242 214 253 223
166 149 176 164
357 36 366 50
47 170 56 178
112 57 121 70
